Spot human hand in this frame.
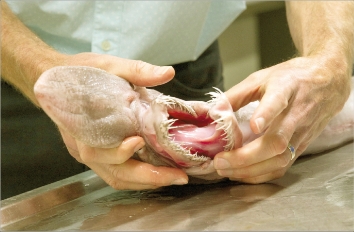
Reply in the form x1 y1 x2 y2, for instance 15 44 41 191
51 53 188 190
2 0 188 190
214 56 351 183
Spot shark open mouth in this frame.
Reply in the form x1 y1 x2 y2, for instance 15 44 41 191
167 109 228 159
142 92 237 169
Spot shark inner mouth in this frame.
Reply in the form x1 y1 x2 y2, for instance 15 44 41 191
167 109 227 159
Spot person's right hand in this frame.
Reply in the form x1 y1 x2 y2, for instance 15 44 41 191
52 53 189 190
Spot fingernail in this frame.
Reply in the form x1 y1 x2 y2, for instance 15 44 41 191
154 66 171 76
214 158 231 169
171 178 188 185
134 142 145 153
255 117 265 134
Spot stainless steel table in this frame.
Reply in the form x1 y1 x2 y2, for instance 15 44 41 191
1 142 353 231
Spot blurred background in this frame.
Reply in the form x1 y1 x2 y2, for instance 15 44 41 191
219 1 296 90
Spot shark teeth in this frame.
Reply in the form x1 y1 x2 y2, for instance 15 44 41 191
160 119 178 140
155 90 235 162
153 95 208 162
206 87 223 104
211 115 235 151
184 152 209 162
155 95 197 117
159 118 209 162
207 88 235 151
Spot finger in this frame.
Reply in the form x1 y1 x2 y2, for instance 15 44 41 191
225 73 263 111
108 159 189 186
110 183 161 191
250 83 294 134
104 179 163 191
69 53 175 87
105 57 175 87
215 123 293 170
227 135 305 184
89 159 188 189
77 136 145 164
217 149 294 179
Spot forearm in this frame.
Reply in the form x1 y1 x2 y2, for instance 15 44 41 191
286 1 354 77
1 1 65 106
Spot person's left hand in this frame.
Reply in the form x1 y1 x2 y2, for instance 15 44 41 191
213 55 351 183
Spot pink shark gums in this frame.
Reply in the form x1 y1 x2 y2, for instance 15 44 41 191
34 66 354 181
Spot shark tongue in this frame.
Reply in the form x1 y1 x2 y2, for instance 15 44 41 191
168 119 227 158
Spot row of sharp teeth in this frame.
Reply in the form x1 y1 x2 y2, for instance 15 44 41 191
211 117 234 151
206 87 223 104
164 115 234 154
163 116 231 162
156 91 233 162
207 89 235 151
156 94 201 159
155 95 197 117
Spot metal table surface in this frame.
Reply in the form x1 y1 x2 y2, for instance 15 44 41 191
1 142 353 231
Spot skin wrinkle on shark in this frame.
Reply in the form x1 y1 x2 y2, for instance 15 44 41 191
34 66 354 181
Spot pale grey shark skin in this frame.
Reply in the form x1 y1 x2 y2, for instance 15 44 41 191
34 66 354 181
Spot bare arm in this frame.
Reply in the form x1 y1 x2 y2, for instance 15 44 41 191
286 1 354 79
1 1 65 106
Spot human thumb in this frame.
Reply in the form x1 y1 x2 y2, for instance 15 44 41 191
111 59 175 87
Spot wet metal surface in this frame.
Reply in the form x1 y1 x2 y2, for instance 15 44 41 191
1 143 353 230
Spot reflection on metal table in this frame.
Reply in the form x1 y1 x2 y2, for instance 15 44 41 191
1 142 353 230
